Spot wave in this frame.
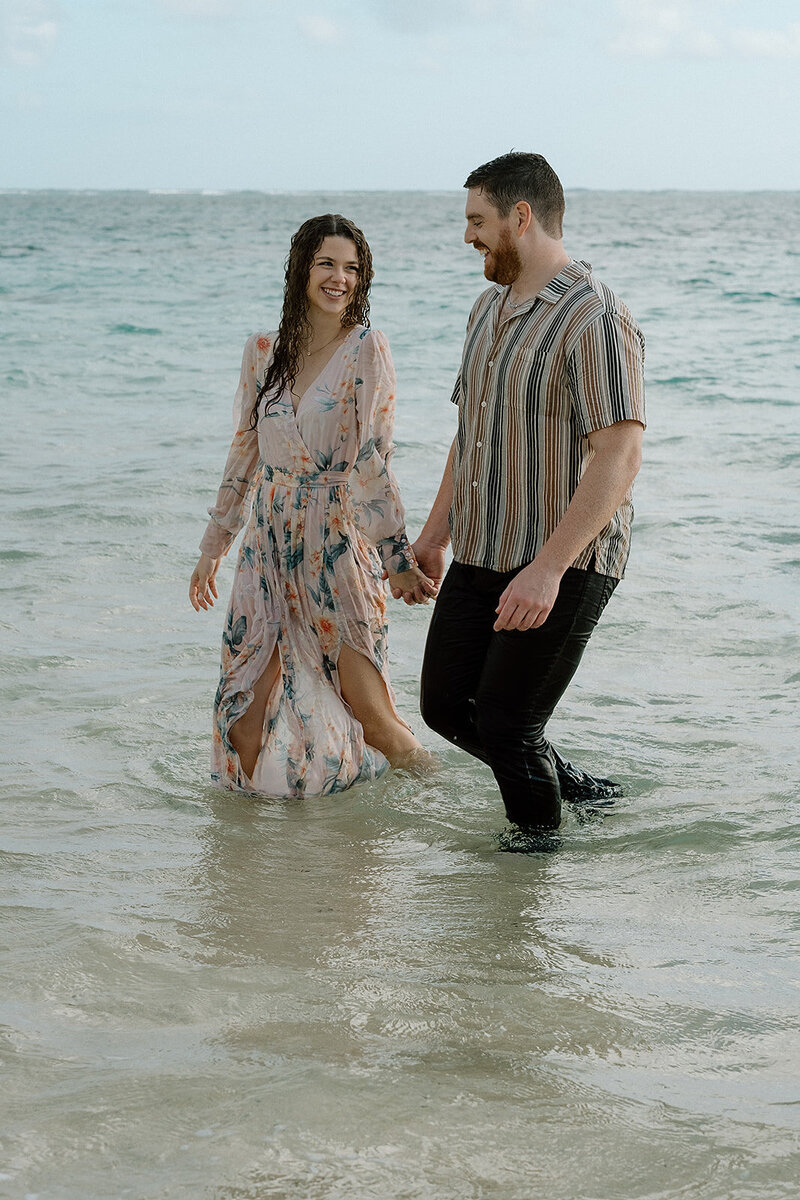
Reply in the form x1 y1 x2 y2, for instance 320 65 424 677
109 323 162 335
0 244 43 258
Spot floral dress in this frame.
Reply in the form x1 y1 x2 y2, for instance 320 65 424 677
199 326 417 797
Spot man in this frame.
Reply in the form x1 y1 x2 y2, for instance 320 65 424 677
403 151 645 845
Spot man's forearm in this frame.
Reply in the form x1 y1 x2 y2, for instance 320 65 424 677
417 438 455 549
492 423 642 631
536 424 642 574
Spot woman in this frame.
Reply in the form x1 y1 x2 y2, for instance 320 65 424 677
189 214 436 797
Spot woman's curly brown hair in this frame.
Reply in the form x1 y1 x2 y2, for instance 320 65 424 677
251 214 373 426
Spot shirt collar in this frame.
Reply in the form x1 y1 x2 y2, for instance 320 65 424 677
494 259 591 314
537 259 591 303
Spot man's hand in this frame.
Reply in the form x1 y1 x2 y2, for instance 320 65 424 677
410 537 447 592
493 559 563 631
386 539 447 605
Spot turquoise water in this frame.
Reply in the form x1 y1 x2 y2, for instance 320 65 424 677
1 190 799 1199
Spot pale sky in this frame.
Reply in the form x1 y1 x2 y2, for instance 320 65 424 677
1 0 798 190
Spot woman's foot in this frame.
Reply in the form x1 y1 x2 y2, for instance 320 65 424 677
389 745 439 775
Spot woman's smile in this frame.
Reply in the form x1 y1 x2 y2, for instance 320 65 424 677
306 236 360 313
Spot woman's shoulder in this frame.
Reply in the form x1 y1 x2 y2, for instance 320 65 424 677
353 326 392 358
245 331 277 358
353 324 387 342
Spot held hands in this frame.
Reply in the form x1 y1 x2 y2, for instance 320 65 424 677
494 558 563 632
387 564 439 606
410 538 447 592
189 553 221 612
386 535 447 606
383 536 446 606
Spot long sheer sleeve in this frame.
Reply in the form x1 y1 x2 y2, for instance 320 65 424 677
199 333 264 558
348 330 416 576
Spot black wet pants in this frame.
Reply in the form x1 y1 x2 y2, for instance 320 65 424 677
420 561 618 829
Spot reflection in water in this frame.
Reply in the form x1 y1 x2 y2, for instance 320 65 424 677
187 791 379 967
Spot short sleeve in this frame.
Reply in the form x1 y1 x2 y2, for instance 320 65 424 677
567 311 646 437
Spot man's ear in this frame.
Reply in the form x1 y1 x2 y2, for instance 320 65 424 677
514 200 533 237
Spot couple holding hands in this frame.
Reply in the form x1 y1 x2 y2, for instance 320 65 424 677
189 151 646 844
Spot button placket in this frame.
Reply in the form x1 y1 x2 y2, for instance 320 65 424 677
471 318 505 495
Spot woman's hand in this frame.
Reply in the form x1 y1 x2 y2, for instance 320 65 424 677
387 565 439 606
189 553 221 611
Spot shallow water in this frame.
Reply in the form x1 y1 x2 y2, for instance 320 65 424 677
1 190 799 1199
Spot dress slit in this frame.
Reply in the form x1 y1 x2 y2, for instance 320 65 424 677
334 636 408 733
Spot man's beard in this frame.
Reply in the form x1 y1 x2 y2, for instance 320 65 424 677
483 227 522 286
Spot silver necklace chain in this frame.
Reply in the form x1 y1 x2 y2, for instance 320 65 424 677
306 328 345 357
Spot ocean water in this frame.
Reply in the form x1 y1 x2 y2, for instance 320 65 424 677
1 189 798 1200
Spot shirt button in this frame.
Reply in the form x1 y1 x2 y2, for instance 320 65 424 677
488 360 494 368
472 481 478 487
476 441 482 448
481 401 487 408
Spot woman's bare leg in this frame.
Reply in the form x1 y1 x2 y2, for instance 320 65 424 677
229 646 281 781
337 643 432 767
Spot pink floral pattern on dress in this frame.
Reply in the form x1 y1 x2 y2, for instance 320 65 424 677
199 327 416 798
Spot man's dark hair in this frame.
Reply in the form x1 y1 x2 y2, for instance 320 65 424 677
464 151 565 238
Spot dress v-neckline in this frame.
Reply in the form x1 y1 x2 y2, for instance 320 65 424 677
290 327 357 416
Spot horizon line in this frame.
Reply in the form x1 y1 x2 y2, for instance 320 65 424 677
2 185 799 196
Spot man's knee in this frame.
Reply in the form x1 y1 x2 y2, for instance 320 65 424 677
474 692 548 753
422 673 480 747
419 681 452 740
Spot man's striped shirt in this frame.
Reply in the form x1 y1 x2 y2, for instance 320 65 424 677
450 259 646 578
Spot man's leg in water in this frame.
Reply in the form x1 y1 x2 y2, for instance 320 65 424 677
420 562 619 822
472 566 619 828
420 562 495 762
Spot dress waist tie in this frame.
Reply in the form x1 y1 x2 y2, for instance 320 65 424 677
266 468 349 490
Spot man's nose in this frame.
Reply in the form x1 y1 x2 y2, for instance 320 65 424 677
464 226 475 245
